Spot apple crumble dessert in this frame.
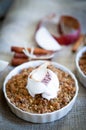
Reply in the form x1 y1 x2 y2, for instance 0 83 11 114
79 51 86 75
6 63 76 114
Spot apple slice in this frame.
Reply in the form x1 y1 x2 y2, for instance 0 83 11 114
0 60 9 72
35 26 62 51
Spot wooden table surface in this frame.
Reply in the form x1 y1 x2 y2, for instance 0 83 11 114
0 0 86 130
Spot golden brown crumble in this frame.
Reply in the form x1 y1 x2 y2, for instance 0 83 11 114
79 52 86 75
6 65 76 114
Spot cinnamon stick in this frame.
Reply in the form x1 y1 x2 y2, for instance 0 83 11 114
14 52 28 58
11 46 53 55
13 52 49 59
11 57 29 66
72 34 84 52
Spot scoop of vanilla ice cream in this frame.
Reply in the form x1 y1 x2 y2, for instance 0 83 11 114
26 62 60 100
42 69 59 100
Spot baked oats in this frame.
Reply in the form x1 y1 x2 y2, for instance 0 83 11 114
79 51 86 75
6 65 76 114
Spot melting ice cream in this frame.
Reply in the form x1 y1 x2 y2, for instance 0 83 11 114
26 62 60 100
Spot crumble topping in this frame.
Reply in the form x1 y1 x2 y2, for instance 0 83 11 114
79 51 86 75
6 64 76 114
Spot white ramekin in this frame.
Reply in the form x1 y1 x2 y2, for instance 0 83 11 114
75 47 86 87
3 60 79 123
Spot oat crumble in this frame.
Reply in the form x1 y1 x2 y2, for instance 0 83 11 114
6 65 76 114
79 51 86 75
